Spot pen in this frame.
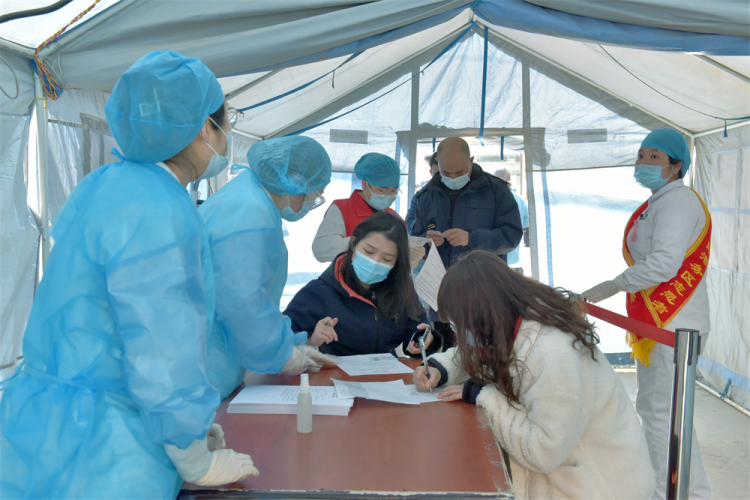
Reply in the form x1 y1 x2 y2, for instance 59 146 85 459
418 333 432 394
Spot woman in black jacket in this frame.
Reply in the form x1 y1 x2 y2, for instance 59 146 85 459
285 212 435 356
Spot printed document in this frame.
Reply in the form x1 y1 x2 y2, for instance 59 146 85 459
414 241 446 311
408 236 432 248
337 353 414 376
332 379 441 405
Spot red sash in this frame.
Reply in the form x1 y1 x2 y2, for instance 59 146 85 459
328 190 403 236
622 188 711 365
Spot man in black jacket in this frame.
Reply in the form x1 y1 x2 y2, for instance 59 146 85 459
407 137 523 269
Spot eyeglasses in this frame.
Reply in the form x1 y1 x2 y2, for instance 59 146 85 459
305 190 325 210
227 107 242 127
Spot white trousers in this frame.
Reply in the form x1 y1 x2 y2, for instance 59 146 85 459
636 342 711 500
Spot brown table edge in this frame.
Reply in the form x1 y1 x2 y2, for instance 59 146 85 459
177 489 514 499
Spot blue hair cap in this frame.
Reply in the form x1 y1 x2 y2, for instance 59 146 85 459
105 50 225 164
640 128 691 177
354 153 400 188
248 136 331 195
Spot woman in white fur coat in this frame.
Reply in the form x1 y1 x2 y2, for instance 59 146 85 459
414 251 655 500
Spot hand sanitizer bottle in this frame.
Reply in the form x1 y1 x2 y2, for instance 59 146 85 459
297 374 312 433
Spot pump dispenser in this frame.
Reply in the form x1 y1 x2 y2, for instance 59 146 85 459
297 374 312 433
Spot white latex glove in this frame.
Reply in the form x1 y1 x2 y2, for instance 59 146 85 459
581 275 626 303
279 344 339 375
207 423 225 451
409 246 426 269
194 449 259 485
165 437 258 485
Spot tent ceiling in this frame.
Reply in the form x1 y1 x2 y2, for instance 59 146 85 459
1 1 748 138
525 0 750 37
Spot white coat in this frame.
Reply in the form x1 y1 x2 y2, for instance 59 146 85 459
429 320 655 500
615 179 712 500
618 179 709 334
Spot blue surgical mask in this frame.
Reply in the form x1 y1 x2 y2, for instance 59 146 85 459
634 163 670 190
280 195 310 221
365 184 397 211
199 122 232 180
352 249 394 285
441 172 470 190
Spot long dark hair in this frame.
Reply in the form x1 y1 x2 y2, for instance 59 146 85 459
341 212 423 321
437 251 599 406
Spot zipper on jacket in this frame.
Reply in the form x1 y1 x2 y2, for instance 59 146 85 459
372 291 377 321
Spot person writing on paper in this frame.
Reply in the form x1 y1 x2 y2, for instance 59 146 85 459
414 251 655 500
580 128 712 500
285 212 439 356
200 137 339 401
407 137 522 268
0 51 256 498
312 153 425 267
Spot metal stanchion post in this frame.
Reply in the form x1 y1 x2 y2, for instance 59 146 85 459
666 328 700 500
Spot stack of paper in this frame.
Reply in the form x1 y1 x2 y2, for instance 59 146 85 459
332 379 441 405
337 353 414 376
228 385 354 416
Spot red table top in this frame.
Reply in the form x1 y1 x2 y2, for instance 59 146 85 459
180 359 513 499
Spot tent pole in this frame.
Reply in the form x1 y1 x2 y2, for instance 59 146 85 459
522 58 540 281
34 72 51 269
407 66 419 204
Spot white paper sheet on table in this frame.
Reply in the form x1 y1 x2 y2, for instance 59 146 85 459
336 353 414 376
408 236 432 248
332 379 441 405
414 241 446 311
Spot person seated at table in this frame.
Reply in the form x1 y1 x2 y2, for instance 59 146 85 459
311 153 425 268
285 212 438 357
414 251 655 500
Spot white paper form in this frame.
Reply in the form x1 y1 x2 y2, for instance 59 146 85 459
332 379 441 405
337 353 414 376
414 241 446 311
408 236 432 248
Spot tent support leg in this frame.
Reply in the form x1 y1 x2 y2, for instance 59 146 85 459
407 66 419 204
522 59 540 281
34 72 51 270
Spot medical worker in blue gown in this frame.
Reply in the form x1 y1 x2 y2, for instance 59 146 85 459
200 136 339 400
0 51 258 500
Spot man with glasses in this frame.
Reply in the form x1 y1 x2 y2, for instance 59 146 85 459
313 153 424 268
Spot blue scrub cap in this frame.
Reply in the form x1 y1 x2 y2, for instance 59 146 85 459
640 128 691 177
105 50 225 164
248 136 332 195
354 153 400 188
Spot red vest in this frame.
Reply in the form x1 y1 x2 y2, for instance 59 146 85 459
328 189 404 236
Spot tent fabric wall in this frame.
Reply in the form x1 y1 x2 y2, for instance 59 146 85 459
694 124 750 410
0 50 37 381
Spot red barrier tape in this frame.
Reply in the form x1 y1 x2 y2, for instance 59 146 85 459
584 302 675 349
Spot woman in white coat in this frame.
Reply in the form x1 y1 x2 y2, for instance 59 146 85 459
582 128 712 500
414 251 655 500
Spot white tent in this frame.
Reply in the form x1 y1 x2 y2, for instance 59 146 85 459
1 0 749 409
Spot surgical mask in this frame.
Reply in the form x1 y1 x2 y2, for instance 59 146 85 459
441 172 470 191
634 163 670 190
280 195 310 222
352 249 394 285
365 184 397 211
199 120 232 180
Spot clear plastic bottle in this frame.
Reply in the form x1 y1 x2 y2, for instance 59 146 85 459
297 373 312 433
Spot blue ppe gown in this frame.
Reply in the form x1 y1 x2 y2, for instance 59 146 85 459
0 161 219 500
199 169 306 400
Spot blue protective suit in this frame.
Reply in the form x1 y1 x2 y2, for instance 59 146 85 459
199 169 306 400
0 161 219 500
